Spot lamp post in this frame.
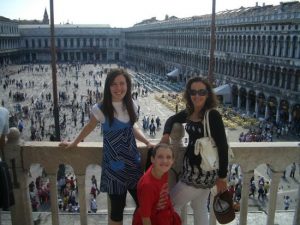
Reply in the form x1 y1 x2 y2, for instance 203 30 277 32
49 0 60 141
208 0 216 85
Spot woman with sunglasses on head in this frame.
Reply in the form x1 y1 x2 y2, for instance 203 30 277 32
60 68 154 225
160 76 229 225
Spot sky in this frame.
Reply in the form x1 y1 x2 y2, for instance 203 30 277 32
0 0 294 28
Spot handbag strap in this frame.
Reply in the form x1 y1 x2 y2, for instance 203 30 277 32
203 109 211 137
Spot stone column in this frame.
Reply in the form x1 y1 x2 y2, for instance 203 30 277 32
239 172 253 225
246 91 250 116
237 94 241 109
276 104 280 124
289 106 293 123
255 91 259 118
209 187 217 225
169 123 185 186
77 175 87 225
169 123 186 225
283 36 287 58
265 103 269 120
5 128 33 225
293 182 300 225
48 174 59 225
271 37 275 56
266 172 282 225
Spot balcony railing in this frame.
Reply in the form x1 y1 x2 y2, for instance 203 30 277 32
2 124 300 225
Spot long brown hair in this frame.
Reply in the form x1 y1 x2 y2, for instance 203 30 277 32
101 68 137 126
183 76 218 118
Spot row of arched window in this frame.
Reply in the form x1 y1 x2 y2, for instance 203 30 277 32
24 37 120 49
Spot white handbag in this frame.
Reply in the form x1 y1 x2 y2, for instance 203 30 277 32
194 110 234 171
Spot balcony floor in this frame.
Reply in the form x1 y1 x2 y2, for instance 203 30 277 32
0 210 296 225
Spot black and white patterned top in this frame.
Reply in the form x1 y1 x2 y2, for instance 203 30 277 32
163 109 228 188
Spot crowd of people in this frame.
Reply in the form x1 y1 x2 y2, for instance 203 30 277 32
142 115 161 136
28 173 50 212
238 119 295 142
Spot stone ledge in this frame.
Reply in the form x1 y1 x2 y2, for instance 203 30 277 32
0 210 296 225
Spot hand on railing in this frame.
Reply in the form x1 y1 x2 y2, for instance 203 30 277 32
146 141 155 149
159 133 170 145
59 141 77 149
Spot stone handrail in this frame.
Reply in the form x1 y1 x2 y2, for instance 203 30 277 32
3 125 300 225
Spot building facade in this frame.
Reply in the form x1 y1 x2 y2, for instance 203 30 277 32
125 1 300 125
0 1 299 125
19 24 124 62
0 16 21 65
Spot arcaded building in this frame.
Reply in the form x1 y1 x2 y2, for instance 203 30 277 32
0 2 299 125
0 16 21 64
125 1 300 125
19 24 124 62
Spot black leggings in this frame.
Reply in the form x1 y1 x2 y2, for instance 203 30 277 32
108 189 138 222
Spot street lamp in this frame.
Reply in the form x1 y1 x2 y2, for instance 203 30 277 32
208 0 216 86
49 0 60 141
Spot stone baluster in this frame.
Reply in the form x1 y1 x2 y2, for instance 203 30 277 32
48 174 59 225
5 128 33 225
239 171 253 225
77 174 87 225
266 172 282 225
209 190 217 225
293 181 300 225
169 123 185 178
169 123 186 225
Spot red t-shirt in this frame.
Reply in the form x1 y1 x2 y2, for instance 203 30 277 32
133 165 172 225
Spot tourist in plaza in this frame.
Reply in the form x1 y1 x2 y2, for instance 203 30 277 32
290 162 296 178
91 174 100 195
283 195 291 210
90 197 97 213
160 77 229 225
132 143 181 225
59 68 154 225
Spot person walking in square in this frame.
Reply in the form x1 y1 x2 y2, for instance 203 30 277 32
290 162 296 178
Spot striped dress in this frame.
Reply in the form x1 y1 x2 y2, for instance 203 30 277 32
92 103 142 195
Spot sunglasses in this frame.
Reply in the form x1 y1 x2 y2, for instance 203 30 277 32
189 89 208 96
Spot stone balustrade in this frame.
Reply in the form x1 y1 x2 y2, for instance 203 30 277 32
2 125 300 225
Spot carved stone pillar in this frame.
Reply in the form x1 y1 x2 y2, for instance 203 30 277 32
48 174 59 225
266 172 282 225
276 103 280 124
255 91 259 117
239 172 253 225
265 102 269 119
169 123 186 225
5 128 33 225
289 105 293 123
237 94 241 109
293 181 300 225
246 92 250 116
77 175 87 225
169 123 185 178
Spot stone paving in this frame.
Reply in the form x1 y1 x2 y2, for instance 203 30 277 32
0 64 298 225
